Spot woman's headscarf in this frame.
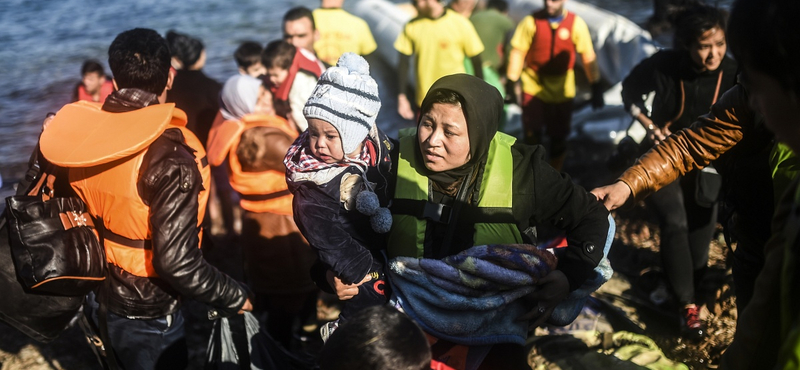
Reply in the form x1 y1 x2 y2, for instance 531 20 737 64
417 74 503 185
219 74 262 121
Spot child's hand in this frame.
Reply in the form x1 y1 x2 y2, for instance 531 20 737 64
326 270 373 300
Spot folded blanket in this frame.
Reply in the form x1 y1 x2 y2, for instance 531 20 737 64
389 244 557 345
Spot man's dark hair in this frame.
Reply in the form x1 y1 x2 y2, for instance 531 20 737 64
81 59 105 77
671 2 727 51
487 0 508 12
166 30 205 68
283 6 316 30
729 0 800 94
234 41 264 69
262 40 296 70
108 28 171 95
318 306 431 370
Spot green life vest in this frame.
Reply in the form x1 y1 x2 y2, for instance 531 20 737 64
387 128 523 258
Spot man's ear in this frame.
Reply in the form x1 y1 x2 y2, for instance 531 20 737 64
166 68 175 91
314 29 321 43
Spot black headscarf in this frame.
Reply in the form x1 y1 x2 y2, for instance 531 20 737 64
416 74 503 185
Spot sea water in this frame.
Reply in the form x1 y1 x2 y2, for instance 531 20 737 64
0 0 730 183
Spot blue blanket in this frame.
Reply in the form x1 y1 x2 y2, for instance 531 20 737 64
389 244 557 345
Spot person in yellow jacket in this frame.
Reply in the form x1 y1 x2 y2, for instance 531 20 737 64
207 74 319 349
38 28 251 370
313 0 378 66
394 0 485 120
506 0 604 170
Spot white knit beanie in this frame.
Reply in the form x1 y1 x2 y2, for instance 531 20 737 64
303 53 381 154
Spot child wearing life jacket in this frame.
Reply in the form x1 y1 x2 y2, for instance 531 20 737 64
284 53 395 341
262 40 323 133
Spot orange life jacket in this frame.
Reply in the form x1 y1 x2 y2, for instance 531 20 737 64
40 101 209 278
77 80 115 103
525 10 577 76
207 113 297 215
270 48 324 120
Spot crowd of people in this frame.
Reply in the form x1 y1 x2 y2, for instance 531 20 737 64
26 0 800 368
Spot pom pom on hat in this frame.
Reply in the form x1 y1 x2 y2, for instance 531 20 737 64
356 190 380 216
303 53 381 154
370 207 393 234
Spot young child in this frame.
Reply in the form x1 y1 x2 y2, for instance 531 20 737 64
284 53 394 340
234 41 266 78
262 40 323 132
318 305 452 370
73 59 114 103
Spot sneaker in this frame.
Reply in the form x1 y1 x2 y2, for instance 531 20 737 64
681 304 705 339
319 320 339 343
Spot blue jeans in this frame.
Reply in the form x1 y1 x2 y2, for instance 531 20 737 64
86 293 187 370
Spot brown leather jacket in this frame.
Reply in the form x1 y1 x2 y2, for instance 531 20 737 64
619 84 752 200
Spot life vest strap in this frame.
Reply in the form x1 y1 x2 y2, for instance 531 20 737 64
238 189 292 202
391 199 516 225
391 198 453 224
104 229 151 249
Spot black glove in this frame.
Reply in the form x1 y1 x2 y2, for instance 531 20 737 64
590 82 605 110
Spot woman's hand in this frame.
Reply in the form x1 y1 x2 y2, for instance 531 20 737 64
637 114 669 144
326 270 372 300
519 270 570 330
590 181 633 211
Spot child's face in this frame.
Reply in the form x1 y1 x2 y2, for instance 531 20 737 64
82 72 106 94
265 66 288 88
307 118 345 163
242 62 266 79
254 85 275 116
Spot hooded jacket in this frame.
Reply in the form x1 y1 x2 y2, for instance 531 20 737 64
390 74 609 290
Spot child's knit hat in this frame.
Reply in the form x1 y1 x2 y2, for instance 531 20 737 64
303 53 381 154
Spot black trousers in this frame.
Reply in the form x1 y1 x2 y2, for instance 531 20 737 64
647 172 717 305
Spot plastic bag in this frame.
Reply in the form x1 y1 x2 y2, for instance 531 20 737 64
205 311 317 370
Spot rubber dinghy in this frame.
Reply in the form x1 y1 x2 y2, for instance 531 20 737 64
344 0 658 144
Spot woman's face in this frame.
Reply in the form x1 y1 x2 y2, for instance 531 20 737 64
418 103 471 172
688 27 726 72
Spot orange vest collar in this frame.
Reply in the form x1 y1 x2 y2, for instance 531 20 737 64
41 102 184 168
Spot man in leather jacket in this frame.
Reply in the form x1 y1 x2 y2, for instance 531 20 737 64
592 83 782 311
40 28 252 370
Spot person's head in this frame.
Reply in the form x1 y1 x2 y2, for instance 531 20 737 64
417 74 501 176
321 0 345 8
303 53 381 163
318 306 431 370
261 40 296 88
449 0 477 17
220 74 272 121
414 0 445 19
283 6 319 53
166 30 206 70
672 3 727 72
80 59 107 94
108 28 172 97
234 41 266 78
729 0 800 151
544 0 566 17
487 0 508 13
